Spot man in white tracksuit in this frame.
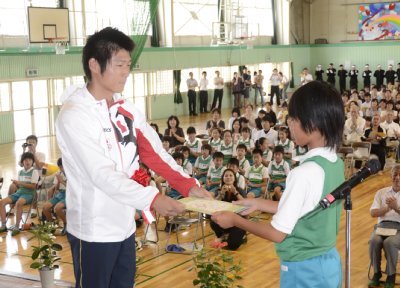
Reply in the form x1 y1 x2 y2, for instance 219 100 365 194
56 27 210 288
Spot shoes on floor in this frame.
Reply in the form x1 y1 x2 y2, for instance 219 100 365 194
368 272 382 287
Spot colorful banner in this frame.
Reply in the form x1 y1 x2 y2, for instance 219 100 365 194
358 2 400 40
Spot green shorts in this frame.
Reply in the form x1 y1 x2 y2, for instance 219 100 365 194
9 190 34 205
49 190 66 206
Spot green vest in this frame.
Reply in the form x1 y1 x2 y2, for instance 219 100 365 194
275 156 344 261
248 165 265 184
209 139 221 151
270 162 286 181
220 142 233 165
197 155 212 173
18 168 35 195
209 166 224 182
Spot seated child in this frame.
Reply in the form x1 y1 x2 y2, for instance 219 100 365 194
210 169 246 250
162 136 175 154
238 127 254 162
0 152 39 236
205 152 226 196
166 152 185 200
208 127 222 154
227 158 246 193
291 142 309 167
258 137 273 167
180 146 193 176
42 157 67 235
193 144 213 184
268 145 291 200
275 126 294 162
220 130 235 166
245 149 269 198
235 144 250 175
184 126 202 165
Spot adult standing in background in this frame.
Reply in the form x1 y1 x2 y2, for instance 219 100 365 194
212 70 224 110
254 70 265 107
242 68 252 107
349 65 359 90
300 68 313 86
232 72 243 108
315 65 324 81
279 72 289 103
199 71 209 113
56 27 211 288
337 64 347 93
326 63 336 86
362 64 372 89
374 64 385 90
385 64 397 86
270 68 281 106
187 72 198 116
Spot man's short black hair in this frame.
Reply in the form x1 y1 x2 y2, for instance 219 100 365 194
288 81 344 149
82 27 135 81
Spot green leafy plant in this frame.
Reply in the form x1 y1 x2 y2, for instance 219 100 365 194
191 249 243 288
28 221 63 270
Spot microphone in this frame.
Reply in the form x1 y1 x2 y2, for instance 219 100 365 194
319 159 381 209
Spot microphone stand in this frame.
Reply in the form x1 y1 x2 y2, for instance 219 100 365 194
342 186 352 288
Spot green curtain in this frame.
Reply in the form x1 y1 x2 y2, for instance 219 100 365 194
130 0 160 66
173 70 183 104
151 5 160 47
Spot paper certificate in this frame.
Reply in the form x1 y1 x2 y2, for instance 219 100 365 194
376 227 397 236
179 197 247 215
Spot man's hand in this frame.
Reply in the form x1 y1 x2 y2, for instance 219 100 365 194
152 195 185 216
386 196 398 211
189 186 213 199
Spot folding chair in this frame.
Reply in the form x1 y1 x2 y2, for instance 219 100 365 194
5 187 38 227
141 210 160 245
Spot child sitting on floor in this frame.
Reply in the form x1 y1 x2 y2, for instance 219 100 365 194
268 145 291 200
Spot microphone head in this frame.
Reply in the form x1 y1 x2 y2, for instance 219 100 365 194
366 159 381 175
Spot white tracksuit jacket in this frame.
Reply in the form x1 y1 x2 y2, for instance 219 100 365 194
56 85 196 242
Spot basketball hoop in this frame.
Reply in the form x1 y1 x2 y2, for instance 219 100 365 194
47 37 69 55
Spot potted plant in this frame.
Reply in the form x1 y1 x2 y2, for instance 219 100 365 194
28 221 63 288
191 249 243 288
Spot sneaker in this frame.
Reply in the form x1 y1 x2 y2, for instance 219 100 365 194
0 226 7 233
10 226 20 236
384 274 395 288
368 272 382 287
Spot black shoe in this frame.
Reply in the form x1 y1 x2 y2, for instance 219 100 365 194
193 113 198 116
385 274 395 288
368 272 382 287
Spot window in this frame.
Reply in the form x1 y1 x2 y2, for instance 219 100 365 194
149 71 173 95
12 81 30 111
32 80 48 108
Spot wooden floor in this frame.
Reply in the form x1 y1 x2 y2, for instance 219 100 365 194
0 109 398 287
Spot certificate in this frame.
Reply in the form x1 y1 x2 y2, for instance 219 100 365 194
179 197 246 215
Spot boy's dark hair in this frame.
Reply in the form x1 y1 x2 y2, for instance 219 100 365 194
187 126 196 134
180 146 190 154
236 143 247 152
222 129 232 137
21 152 35 164
162 135 172 144
364 92 371 98
258 137 267 146
82 27 135 81
213 151 224 160
371 99 378 104
211 108 221 114
201 144 212 153
150 123 160 133
228 157 239 167
262 115 273 123
252 148 263 157
273 145 285 155
288 81 345 149
239 117 249 125
26 135 38 143
172 152 184 163
57 157 63 167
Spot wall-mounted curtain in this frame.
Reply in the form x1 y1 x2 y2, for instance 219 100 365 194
131 0 160 66
151 1 160 47
173 70 183 104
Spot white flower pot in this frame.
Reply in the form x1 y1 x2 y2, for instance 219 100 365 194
39 267 55 288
